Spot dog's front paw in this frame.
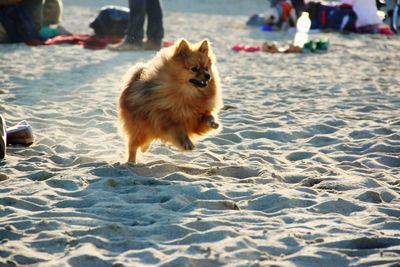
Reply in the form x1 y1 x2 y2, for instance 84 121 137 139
183 138 195 150
207 115 219 129
209 121 219 129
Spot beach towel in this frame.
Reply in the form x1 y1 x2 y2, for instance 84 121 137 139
20 34 121 48
26 34 174 50
43 34 123 49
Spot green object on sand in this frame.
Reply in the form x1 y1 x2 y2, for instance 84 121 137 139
303 38 330 52
303 40 316 52
39 26 60 39
315 38 330 51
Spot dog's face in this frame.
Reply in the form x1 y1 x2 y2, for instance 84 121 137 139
172 39 215 89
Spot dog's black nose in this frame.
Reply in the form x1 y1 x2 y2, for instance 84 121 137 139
204 71 211 81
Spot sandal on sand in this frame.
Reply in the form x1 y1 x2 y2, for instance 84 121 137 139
0 115 5 159
6 121 34 146
244 45 261 52
262 42 280 53
231 44 261 52
231 44 245 52
284 43 303 53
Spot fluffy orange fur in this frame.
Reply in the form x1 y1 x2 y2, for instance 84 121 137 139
118 39 223 163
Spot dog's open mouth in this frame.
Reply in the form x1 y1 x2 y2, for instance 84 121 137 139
190 79 208 88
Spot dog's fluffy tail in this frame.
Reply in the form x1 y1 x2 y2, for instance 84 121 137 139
118 64 147 138
131 65 145 82
123 63 147 89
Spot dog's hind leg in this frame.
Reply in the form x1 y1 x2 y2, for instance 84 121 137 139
127 138 139 163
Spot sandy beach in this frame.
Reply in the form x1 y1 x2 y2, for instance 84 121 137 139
1 0 400 266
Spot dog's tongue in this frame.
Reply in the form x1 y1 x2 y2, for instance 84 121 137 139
190 79 208 88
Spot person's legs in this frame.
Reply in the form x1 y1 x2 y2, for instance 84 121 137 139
386 0 395 13
0 23 9 43
109 0 148 51
126 0 146 45
145 0 164 49
306 2 321 29
20 0 44 32
291 0 306 17
0 5 41 42
387 0 399 33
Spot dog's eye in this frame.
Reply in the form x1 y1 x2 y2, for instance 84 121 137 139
191 66 199 72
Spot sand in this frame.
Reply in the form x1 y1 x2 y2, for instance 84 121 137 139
1 0 400 266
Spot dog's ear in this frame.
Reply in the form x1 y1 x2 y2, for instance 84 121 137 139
175 39 191 58
198 39 210 54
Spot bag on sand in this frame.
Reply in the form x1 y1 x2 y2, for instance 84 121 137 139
89 5 130 37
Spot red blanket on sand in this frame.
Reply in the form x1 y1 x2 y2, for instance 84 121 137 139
26 34 123 49
27 34 175 49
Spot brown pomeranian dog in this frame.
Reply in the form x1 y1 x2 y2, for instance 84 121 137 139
118 39 223 163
